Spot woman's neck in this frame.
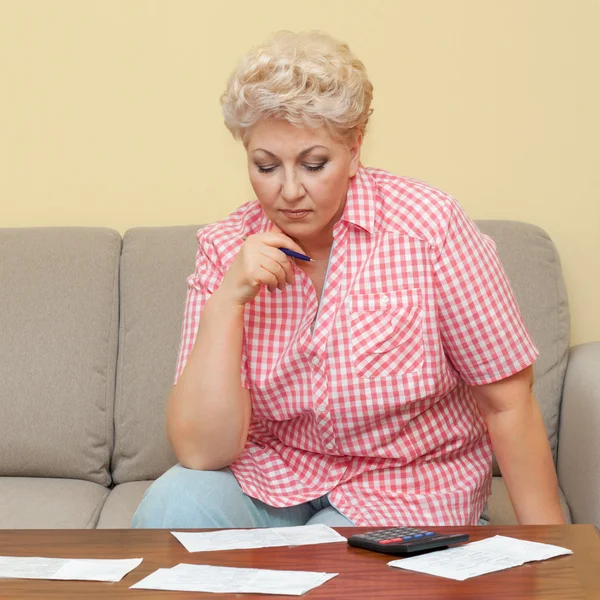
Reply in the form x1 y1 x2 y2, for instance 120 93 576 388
293 235 333 262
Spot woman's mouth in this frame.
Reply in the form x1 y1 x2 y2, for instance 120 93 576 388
280 210 311 220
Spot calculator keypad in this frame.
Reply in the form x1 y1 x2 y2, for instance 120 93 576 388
365 527 438 544
348 527 469 555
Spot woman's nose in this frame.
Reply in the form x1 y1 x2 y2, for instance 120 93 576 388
281 172 305 202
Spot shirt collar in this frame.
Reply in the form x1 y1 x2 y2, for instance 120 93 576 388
339 166 376 234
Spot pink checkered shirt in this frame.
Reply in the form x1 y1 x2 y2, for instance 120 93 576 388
174 167 539 526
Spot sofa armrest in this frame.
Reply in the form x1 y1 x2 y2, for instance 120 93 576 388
557 342 600 526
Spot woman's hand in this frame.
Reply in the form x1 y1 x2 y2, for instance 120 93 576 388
219 225 307 305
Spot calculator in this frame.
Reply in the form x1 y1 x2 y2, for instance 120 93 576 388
347 527 469 555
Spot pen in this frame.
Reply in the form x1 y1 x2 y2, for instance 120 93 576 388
241 236 315 262
278 247 315 262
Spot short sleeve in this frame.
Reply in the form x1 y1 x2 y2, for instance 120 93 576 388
433 198 539 386
173 229 250 388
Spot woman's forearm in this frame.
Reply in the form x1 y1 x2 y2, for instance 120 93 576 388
483 393 564 524
167 288 251 471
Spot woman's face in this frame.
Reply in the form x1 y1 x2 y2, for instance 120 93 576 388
246 119 361 252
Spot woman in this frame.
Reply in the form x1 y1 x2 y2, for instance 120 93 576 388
133 31 564 528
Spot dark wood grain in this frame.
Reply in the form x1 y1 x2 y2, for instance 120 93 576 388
0 526 599 599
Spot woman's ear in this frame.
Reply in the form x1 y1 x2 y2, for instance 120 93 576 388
348 133 363 178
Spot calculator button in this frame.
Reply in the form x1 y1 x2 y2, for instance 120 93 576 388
413 534 424 538
424 532 435 536
379 537 404 545
402 535 413 540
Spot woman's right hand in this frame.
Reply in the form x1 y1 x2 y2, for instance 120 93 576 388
218 226 308 306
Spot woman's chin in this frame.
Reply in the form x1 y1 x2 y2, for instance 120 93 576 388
275 219 311 235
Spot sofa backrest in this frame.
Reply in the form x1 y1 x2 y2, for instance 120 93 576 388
112 221 570 484
111 226 199 484
0 228 120 486
477 221 570 469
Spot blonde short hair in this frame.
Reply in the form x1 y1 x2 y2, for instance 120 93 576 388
221 31 373 146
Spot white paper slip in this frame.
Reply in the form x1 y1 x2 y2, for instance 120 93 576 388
131 563 338 595
172 524 346 552
0 556 143 582
388 535 572 581
0 557 66 580
50 558 144 582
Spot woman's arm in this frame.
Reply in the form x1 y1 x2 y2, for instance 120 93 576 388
470 365 565 524
167 288 251 471
167 227 307 471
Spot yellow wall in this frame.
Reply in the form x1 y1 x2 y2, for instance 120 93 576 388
1 1 598 345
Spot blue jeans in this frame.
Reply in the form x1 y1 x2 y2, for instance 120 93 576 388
131 465 355 528
131 464 490 528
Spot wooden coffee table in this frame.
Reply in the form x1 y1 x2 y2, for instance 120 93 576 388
0 526 599 599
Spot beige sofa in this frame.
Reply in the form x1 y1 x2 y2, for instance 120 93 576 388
1 222 598 528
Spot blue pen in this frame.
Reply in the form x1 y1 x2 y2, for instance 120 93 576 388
278 247 315 263
241 236 315 262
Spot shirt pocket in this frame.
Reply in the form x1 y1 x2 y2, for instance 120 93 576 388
347 289 424 378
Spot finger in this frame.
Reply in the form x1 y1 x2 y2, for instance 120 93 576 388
243 230 306 257
259 255 288 291
260 246 294 285
259 232 308 256
248 265 277 293
257 265 280 293
278 254 295 286
238 240 288 290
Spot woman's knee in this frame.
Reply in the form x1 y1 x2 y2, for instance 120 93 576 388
131 465 241 528
305 506 355 527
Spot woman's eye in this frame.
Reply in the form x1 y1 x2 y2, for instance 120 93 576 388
255 163 326 174
305 163 326 172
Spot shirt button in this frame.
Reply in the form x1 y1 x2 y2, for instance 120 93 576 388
316 404 325 413
381 295 389 304
325 442 334 451
311 357 320 367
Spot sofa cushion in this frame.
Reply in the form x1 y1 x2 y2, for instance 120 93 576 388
0 228 120 486
476 221 570 470
112 226 200 483
0 478 109 528
96 481 153 528
488 477 572 525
